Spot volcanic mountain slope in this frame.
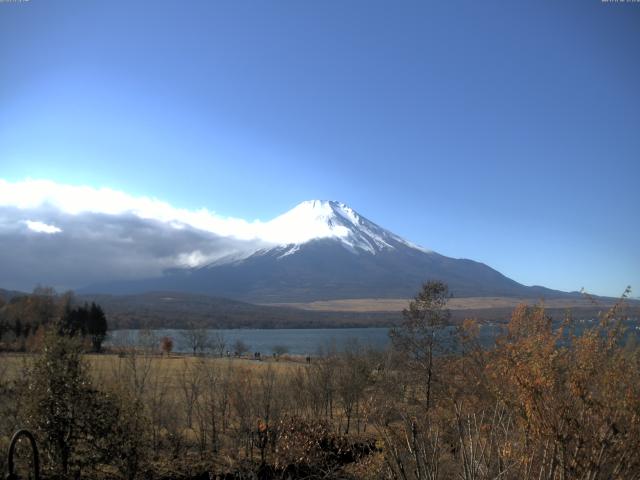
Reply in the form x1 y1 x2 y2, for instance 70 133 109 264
84 200 572 302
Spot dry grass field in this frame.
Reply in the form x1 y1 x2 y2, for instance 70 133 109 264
0 352 307 386
268 295 625 312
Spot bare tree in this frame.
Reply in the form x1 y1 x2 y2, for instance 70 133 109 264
177 359 201 429
380 416 442 480
454 403 518 480
229 367 255 459
335 341 371 434
217 361 233 434
193 358 222 454
233 339 250 357
307 348 337 420
272 344 289 359
144 357 172 455
390 281 450 413
180 327 210 356
111 329 155 400
209 330 226 357
286 366 309 418
253 366 285 464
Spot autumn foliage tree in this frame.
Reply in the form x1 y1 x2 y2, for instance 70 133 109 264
483 297 640 479
0 289 108 352
379 284 640 480
160 336 174 356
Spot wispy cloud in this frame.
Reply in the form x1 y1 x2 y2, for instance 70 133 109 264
23 220 62 234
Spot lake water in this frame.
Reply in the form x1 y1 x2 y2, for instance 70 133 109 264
107 325 504 356
108 319 639 356
108 328 392 356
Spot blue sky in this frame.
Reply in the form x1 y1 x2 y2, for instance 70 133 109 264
1 0 639 297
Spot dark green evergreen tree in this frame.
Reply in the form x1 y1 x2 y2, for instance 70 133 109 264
14 317 23 338
87 302 108 352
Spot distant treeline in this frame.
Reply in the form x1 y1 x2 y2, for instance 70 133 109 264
76 291 640 330
78 291 400 329
0 287 108 352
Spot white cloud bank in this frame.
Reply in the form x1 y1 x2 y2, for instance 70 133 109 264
0 178 278 291
0 179 369 246
0 178 265 240
0 178 387 291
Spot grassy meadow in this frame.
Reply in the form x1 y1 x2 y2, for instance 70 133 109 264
1 351 306 385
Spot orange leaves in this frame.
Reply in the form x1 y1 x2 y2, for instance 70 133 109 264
474 299 640 478
257 419 268 433
461 318 480 340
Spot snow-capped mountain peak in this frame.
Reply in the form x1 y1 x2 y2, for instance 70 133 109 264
258 200 429 255
264 200 355 244
78 198 563 302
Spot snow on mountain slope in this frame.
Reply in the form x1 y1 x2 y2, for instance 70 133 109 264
253 200 430 256
80 199 574 302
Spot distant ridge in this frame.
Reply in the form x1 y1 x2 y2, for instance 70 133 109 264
4 288 636 330
0 288 26 302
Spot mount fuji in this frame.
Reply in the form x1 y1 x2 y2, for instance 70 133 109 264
82 200 568 302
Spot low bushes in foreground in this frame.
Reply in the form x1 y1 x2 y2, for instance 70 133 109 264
0 283 638 479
